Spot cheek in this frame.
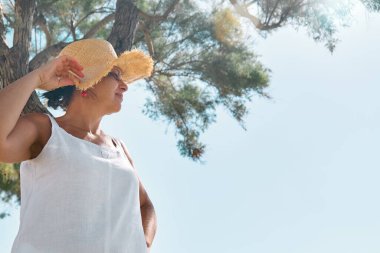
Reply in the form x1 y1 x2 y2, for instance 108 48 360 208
94 81 118 99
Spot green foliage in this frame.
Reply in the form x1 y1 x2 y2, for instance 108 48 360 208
197 44 270 128
136 0 270 161
213 8 243 46
0 162 20 219
361 0 380 11
293 0 355 52
33 0 114 49
3 0 380 212
218 0 356 52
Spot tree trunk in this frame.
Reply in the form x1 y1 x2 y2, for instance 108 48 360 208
0 0 141 116
0 0 49 116
108 0 139 53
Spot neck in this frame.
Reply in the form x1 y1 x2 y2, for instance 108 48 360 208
60 97 105 134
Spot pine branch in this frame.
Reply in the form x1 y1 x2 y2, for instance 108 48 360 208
138 0 180 22
83 13 115 39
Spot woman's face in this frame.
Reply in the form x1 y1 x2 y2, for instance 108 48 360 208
91 66 129 113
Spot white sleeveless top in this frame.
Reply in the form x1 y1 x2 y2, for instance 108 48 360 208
11 113 148 253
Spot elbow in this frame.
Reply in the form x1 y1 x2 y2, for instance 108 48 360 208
141 200 153 209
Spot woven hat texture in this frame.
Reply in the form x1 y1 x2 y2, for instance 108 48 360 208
57 38 154 91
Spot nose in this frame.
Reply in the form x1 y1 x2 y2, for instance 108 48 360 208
119 80 128 93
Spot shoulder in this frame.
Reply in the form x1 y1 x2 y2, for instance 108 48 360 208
20 112 50 133
35 112 52 128
23 112 53 143
23 112 50 126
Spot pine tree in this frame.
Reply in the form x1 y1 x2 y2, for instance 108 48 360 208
0 0 378 219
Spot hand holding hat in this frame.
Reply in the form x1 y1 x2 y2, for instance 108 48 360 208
37 55 85 91
38 38 154 92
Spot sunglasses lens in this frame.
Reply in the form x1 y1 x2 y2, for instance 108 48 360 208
108 72 122 81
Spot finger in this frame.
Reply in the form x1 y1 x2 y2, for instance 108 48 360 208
59 56 84 79
61 61 84 78
58 70 69 78
67 62 85 77
60 64 72 77
55 62 67 77
68 67 85 78
68 71 82 84
65 55 84 70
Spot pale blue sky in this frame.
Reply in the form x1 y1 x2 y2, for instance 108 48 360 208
2 4 380 253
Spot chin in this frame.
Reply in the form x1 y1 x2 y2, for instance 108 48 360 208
106 104 122 114
114 104 122 112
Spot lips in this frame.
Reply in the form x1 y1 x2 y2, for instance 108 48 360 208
115 93 123 100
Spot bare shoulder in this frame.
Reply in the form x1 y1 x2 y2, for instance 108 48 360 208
24 112 53 152
0 112 51 163
23 112 49 123
25 112 51 137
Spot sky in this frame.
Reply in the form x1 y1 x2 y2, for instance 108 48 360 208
1 3 380 253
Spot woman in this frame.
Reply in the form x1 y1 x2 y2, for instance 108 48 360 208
0 39 157 253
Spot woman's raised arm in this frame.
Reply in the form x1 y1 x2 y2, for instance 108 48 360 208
0 56 84 163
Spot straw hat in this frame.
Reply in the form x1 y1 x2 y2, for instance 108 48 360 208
54 38 154 91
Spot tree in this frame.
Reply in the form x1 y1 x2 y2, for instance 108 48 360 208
0 0 377 218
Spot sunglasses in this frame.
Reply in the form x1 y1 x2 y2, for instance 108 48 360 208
106 70 123 82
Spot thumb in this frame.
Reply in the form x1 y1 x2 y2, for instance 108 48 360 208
59 71 83 87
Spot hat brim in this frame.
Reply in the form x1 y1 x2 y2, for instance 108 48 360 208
75 49 154 91
40 49 154 92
